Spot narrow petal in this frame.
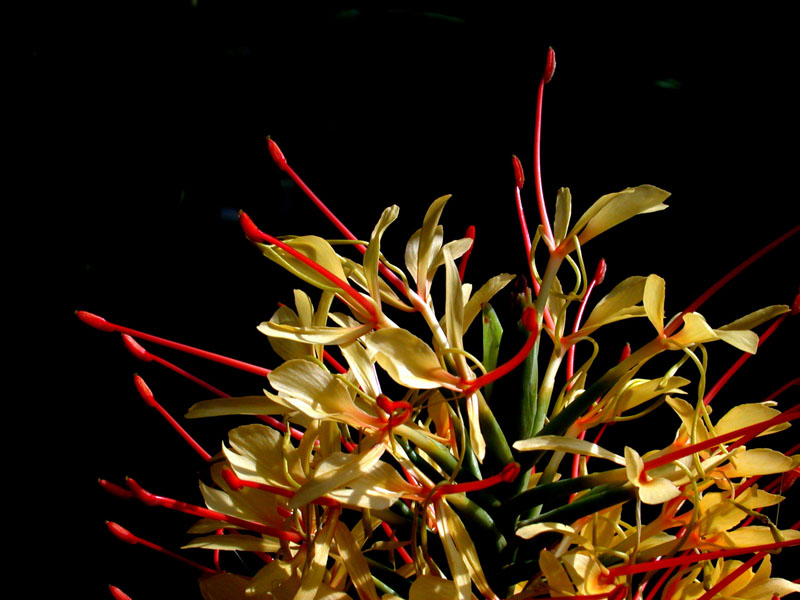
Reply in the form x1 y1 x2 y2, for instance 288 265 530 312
643 274 666 334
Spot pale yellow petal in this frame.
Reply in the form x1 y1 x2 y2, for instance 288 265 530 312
716 403 790 438
364 205 400 312
183 534 281 553
553 187 572 244
582 276 647 330
462 273 516 333
515 435 626 466
333 522 380 600
443 245 464 351
364 328 461 390
575 185 670 245
643 274 666 333
186 395 291 419
409 576 459 600
294 509 340 600
714 329 760 354
267 304 313 360
538 549 575 596
268 359 383 429
667 312 719 348
718 305 790 332
257 235 347 292
516 522 588 544
258 320 374 346
719 448 794 477
615 376 690 414
638 476 682 505
434 499 472 600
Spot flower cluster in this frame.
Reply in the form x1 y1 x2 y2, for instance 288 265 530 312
82 48 799 600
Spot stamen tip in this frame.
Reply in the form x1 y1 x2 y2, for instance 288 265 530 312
594 258 607 285
133 374 156 407
106 521 137 545
238 210 261 242
512 155 525 189
122 334 151 361
76 310 115 332
267 136 288 171
108 585 132 600
543 46 556 83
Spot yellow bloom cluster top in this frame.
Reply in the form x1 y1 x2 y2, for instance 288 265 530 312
82 48 800 600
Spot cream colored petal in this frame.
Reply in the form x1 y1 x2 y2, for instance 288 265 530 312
583 276 647 329
268 359 382 429
417 195 451 292
615 376 690 414
516 522 588 544
409 576 459 600
718 305 790 332
665 395 710 442
404 228 422 284
574 185 670 245
333 522 380 600
462 273 515 333
289 442 385 509
428 237 474 284
643 274 666 333
467 391 486 463
294 509 340 600
714 329 759 354
443 246 464 351
716 403 790 438
268 304 313 360
198 573 251 600
257 235 347 292
434 499 472 600
342 257 413 311
739 579 800 599
638 476 682 505
364 328 461 390
364 205 400 312
227 424 304 485
186 395 291 419
553 187 572 245
258 320 374 346
327 457 422 509
721 526 800 548
667 312 719 348
183 534 281 553
339 340 381 399
718 448 794 477
515 435 626 466
538 549 575 596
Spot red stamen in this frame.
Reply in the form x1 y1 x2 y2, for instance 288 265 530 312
221 467 337 510
642 403 800 474
77 311 271 377
99 478 134 500
379 521 413 565
618 342 632 363
265 137 407 294
106 521 216 574
432 462 520 499
133 375 212 462
665 224 799 336
122 335 228 398
464 309 538 395
125 477 304 542
458 225 476 282
239 211 379 323
377 394 412 428
566 258 606 388
533 48 556 250
322 349 347 375
695 552 766 600
603 538 800 580
703 311 791 406
108 585 132 600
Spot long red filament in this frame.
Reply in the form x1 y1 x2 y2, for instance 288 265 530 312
108 585 132 600
239 211 379 323
106 521 217 574
603 538 800 581
220 467 338 510
533 47 556 250
125 477 304 542
703 312 790 405
122 334 228 398
665 224 799 337
642 404 800 473
77 311 271 377
432 461 520 499
695 552 766 600
267 137 407 294
379 521 413 565
134 375 213 462
458 225 476 282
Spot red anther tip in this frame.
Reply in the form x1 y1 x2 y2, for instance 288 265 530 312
501 462 521 482
619 342 632 363
221 467 244 492
122 334 151 361
593 258 607 285
543 47 556 83
99 478 134 500
267 136 288 171
465 225 476 240
512 155 525 189
521 307 538 333
238 210 262 242
125 477 157 506
108 585 132 600
133 375 156 407
106 521 137 545
791 290 799 315
76 310 115 332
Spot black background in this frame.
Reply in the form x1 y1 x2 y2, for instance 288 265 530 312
23 3 800 597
